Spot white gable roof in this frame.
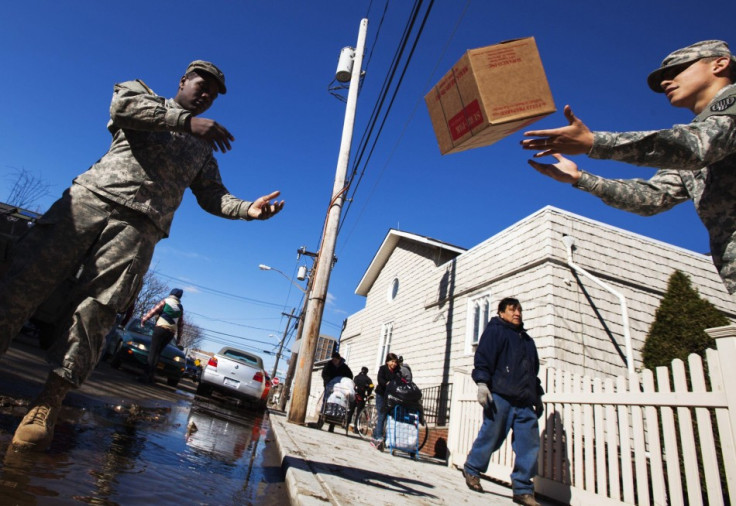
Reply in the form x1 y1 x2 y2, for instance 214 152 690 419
355 229 466 296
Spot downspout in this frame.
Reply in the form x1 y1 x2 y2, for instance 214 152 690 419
561 235 635 376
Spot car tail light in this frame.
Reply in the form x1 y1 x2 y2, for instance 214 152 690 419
207 357 218 368
253 371 264 383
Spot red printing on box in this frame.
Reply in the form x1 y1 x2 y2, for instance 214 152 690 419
448 99 483 141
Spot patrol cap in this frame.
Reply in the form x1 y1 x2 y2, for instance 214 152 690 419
186 60 227 94
647 40 735 92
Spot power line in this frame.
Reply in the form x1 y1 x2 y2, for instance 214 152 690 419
339 0 471 249
152 270 287 309
187 310 284 334
339 0 436 237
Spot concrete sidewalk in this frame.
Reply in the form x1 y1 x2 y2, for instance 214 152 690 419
268 410 557 506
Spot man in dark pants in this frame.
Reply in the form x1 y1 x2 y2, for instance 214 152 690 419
140 288 184 384
463 298 544 506
351 366 374 432
0 60 284 451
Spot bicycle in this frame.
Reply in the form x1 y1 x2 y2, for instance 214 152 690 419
355 394 377 440
356 394 430 453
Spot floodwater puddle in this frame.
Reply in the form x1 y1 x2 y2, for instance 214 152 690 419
0 397 287 505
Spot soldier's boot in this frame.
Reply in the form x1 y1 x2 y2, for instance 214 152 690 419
11 373 73 451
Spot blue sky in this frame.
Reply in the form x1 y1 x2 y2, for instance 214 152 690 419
2 1 735 377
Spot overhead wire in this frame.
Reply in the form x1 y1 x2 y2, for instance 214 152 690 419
338 0 436 237
362 0 390 72
152 270 286 309
338 0 471 248
151 270 339 352
347 0 425 191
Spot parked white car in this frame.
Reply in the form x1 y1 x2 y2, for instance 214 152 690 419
196 347 268 406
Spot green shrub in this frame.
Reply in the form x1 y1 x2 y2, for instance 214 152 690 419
642 270 729 370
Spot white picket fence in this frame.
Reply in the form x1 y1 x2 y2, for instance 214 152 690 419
447 325 736 505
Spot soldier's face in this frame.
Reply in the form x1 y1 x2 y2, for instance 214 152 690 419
176 73 219 116
659 59 719 110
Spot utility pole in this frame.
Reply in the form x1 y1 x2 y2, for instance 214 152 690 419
288 18 368 425
271 308 297 379
277 250 317 412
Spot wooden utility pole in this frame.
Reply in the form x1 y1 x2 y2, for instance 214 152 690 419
271 308 297 379
287 18 368 425
277 249 317 412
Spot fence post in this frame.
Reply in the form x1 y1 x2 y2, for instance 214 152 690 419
706 324 736 498
707 326 736 436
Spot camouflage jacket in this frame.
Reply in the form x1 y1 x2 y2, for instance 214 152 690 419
574 84 736 294
73 79 251 236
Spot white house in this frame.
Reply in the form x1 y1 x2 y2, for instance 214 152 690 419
312 206 736 443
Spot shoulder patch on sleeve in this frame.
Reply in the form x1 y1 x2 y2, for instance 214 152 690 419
695 93 736 121
711 95 736 113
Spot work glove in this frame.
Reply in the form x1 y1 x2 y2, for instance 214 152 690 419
476 383 493 409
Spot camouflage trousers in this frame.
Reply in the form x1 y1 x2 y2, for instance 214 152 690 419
0 184 162 386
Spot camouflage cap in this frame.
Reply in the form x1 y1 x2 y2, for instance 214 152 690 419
186 60 227 94
647 40 735 92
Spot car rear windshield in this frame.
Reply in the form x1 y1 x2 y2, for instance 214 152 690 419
222 349 262 367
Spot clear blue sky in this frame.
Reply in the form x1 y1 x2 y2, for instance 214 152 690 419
2 1 734 377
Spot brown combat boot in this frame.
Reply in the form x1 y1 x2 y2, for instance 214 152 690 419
463 470 483 492
11 373 73 451
513 494 541 506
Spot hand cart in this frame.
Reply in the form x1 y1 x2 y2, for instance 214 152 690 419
386 404 420 459
317 377 355 435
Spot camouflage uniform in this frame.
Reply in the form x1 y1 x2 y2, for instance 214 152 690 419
0 79 253 387
574 83 736 296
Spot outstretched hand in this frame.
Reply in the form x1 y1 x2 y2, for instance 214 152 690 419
520 105 594 157
528 153 581 184
188 117 235 152
247 190 284 220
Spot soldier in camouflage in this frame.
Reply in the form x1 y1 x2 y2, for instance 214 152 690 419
0 60 284 451
521 40 736 300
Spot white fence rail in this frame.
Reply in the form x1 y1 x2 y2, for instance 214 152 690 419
446 326 736 505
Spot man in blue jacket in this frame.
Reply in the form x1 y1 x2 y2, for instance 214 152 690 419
463 298 544 506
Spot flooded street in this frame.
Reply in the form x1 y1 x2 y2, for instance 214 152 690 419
0 339 288 505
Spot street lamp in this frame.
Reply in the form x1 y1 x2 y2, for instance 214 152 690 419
258 264 307 293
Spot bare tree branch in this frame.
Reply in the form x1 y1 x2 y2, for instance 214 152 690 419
180 319 204 350
133 270 169 319
4 167 53 211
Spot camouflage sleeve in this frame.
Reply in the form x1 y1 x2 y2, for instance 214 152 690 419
108 80 191 133
573 169 689 216
589 115 736 171
189 157 254 220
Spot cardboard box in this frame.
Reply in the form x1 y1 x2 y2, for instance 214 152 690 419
425 37 556 155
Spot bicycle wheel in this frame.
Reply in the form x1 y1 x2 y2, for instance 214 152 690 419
356 404 377 439
417 422 430 452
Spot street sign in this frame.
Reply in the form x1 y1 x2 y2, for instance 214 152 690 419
272 377 280 386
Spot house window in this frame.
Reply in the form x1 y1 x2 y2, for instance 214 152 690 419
466 292 492 354
376 322 393 370
387 277 399 302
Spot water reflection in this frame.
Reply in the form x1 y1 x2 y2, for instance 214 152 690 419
0 399 283 505
186 398 264 465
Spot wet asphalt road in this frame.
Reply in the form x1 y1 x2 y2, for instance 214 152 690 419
0 335 289 505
